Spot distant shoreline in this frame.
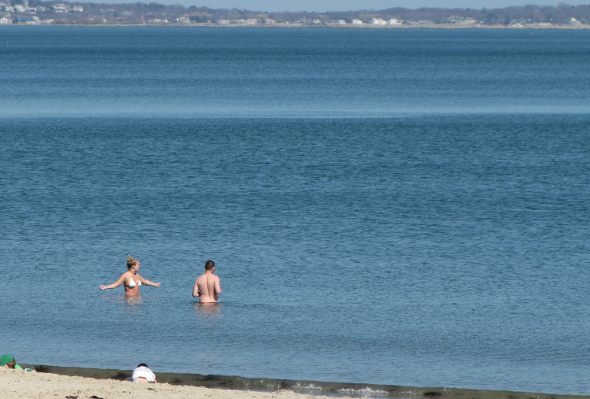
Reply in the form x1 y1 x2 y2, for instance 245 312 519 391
3 1 589 30
2 23 590 29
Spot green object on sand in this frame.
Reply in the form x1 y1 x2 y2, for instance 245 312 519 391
0 354 15 366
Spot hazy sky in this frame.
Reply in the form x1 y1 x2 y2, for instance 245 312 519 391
116 0 590 12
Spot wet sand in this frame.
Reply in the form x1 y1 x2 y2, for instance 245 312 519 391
1 365 585 399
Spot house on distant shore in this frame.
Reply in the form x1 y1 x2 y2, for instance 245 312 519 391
369 17 387 25
52 3 69 13
447 16 478 25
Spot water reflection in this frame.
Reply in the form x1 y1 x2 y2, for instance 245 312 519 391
99 294 143 307
192 302 223 325
125 295 143 306
122 296 144 317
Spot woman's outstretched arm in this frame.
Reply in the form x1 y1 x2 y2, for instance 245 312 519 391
99 274 126 290
138 275 161 287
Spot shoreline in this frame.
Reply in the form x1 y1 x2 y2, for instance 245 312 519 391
8 364 588 399
1 23 590 29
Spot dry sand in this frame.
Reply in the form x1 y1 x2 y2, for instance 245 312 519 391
0 367 344 399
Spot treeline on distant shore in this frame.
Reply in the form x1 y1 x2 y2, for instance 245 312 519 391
275 4 590 25
7 0 590 25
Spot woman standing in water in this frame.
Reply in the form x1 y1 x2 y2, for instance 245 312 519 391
99 256 160 296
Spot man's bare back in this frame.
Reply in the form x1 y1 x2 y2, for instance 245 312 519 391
192 260 221 303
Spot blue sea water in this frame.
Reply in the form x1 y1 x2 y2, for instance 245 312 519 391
0 26 589 394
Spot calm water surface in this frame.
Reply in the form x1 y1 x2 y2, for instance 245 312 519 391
0 27 589 394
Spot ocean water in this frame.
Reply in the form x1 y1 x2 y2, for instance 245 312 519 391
0 27 589 395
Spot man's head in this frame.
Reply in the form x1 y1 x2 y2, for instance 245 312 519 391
204 260 216 272
0 355 16 369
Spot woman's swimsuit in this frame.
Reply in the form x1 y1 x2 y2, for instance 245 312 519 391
127 276 142 288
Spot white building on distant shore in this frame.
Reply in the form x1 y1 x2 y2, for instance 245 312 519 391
176 15 190 24
52 3 69 13
148 18 168 24
351 18 363 25
369 17 387 25
389 18 402 25
0 16 11 23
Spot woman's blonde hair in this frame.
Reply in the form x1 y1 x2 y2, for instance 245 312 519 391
127 255 139 269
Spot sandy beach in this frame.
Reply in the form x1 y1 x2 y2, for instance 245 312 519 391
0 367 341 399
2 365 587 399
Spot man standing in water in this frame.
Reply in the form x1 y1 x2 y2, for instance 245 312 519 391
192 260 222 303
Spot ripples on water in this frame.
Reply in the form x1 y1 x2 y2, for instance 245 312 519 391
0 27 589 395
2 27 590 117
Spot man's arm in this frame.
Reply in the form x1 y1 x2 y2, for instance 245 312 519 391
192 280 200 298
214 277 222 300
